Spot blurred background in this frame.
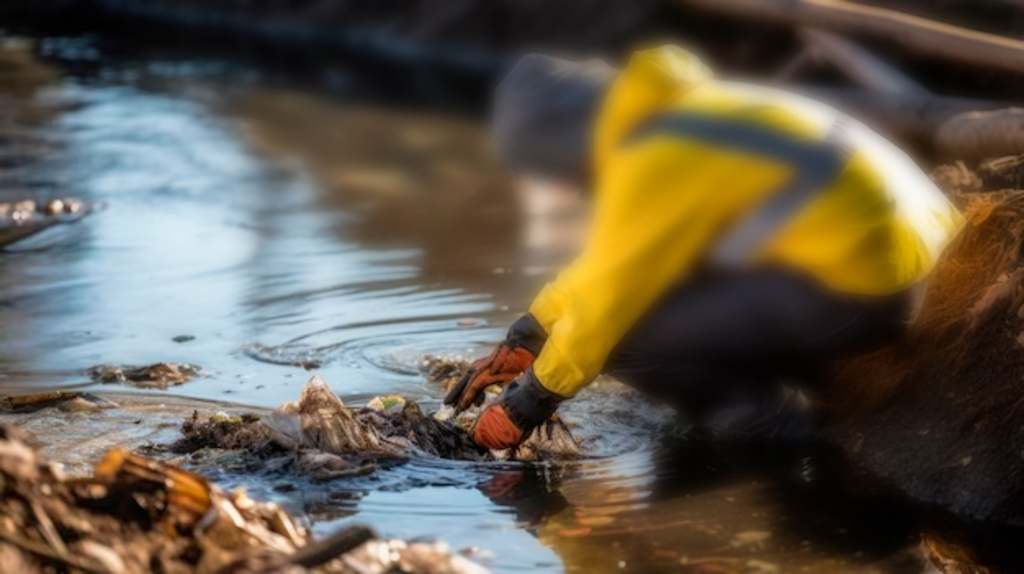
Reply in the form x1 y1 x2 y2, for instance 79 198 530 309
0 1 1022 572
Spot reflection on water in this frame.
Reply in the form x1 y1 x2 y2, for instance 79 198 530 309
0 39 1017 573
0 52 527 406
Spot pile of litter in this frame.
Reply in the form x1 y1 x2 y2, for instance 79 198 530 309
168 371 581 480
0 425 487 573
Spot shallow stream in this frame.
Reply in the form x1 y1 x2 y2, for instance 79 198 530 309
0 34 1016 573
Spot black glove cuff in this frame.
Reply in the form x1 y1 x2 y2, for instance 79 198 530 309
506 313 547 356
501 367 565 431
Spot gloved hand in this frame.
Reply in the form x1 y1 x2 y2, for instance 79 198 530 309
471 368 565 450
444 314 546 412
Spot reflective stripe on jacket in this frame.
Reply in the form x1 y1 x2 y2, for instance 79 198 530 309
528 45 964 398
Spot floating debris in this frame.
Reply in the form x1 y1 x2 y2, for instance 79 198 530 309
0 391 118 414
0 425 488 573
88 362 203 389
172 334 196 343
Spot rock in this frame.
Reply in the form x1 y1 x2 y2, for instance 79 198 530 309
88 362 203 389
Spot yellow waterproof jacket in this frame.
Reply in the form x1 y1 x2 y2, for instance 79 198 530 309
528 45 964 398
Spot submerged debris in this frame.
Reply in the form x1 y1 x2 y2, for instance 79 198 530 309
0 425 488 573
88 362 203 389
0 391 117 414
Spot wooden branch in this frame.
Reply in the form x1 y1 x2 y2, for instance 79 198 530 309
675 0 1024 74
800 28 928 95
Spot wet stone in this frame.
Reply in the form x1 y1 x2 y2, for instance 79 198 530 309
88 362 203 389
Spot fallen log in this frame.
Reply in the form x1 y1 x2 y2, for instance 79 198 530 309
676 0 1024 74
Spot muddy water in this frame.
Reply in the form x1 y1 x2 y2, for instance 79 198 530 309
0 38 1012 573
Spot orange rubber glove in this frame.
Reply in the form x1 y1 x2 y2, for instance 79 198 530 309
471 368 565 450
444 314 546 412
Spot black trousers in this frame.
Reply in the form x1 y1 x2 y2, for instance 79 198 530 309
603 269 915 436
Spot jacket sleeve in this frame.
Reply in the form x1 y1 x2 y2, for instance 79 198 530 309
528 137 791 397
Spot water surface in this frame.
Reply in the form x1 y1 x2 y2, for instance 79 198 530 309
0 37 1014 573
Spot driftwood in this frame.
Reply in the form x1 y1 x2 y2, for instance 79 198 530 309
676 0 1024 74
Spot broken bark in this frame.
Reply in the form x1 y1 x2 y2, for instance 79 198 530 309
675 0 1024 74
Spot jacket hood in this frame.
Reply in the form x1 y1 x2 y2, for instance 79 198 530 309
593 45 712 170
